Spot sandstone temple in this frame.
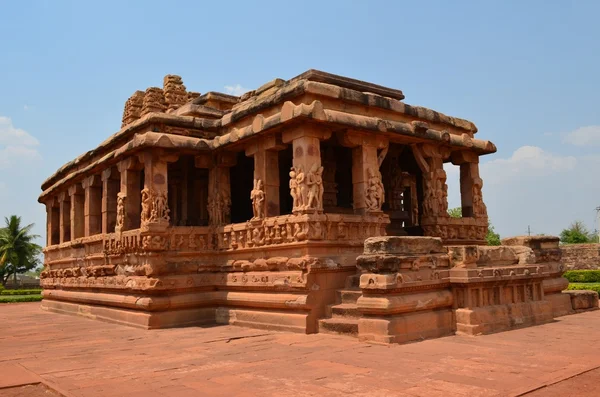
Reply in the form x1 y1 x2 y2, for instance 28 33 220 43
38 70 594 344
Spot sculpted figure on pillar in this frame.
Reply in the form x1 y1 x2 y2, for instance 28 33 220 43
290 164 324 212
289 167 300 210
251 179 265 219
116 193 126 231
365 168 385 212
140 187 170 226
306 163 324 211
473 181 487 218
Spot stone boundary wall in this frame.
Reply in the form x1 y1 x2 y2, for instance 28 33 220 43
562 244 600 270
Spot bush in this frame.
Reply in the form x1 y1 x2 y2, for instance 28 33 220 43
563 270 600 283
567 283 600 294
0 289 42 296
0 295 42 303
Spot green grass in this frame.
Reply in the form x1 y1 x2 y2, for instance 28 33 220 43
0 294 42 303
567 283 600 294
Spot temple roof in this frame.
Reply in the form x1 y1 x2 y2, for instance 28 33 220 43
40 69 493 200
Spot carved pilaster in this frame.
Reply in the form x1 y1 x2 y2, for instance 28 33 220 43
246 135 286 217
282 125 331 214
82 175 102 236
338 131 388 215
204 152 235 226
68 184 84 240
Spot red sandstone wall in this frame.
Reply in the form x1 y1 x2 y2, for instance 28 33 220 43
562 244 600 270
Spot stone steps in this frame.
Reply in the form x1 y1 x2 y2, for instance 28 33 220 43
337 289 362 304
330 303 360 317
318 317 359 336
319 275 362 336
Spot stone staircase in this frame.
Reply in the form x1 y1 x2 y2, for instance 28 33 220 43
318 274 362 336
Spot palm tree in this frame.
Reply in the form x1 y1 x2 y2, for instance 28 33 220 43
0 216 42 287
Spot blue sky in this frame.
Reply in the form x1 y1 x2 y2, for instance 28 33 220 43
1 0 600 244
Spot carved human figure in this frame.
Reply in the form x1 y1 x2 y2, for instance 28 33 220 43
306 163 323 210
296 166 307 210
289 168 299 210
251 179 265 219
365 168 385 211
116 193 126 230
141 188 152 224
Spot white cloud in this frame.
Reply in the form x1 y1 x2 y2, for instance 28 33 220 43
0 116 39 146
445 145 595 238
224 84 249 96
0 116 40 169
563 125 600 146
23 105 29 111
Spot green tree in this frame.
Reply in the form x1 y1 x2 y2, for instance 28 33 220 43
0 216 42 286
560 221 597 244
447 207 501 246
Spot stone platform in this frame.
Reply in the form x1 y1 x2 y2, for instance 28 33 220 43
3 302 600 396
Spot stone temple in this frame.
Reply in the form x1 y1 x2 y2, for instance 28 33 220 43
38 70 593 344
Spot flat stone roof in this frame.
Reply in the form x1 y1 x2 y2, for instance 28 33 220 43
3 303 600 396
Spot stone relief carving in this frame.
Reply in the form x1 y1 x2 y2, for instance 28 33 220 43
116 193 126 231
141 187 170 226
207 191 231 226
473 182 487 218
290 164 324 212
251 179 265 219
365 167 385 212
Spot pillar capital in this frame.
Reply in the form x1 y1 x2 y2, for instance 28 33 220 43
58 191 69 202
281 125 331 144
245 135 286 157
82 174 101 189
451 150 479 165
337 130 388 149
117 157 142 173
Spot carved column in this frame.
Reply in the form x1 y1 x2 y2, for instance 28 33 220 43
58 192 71 243
117 158 142 232
68 184 84 240
245 135 286 218
198 152 235 226
413 143 450 220
282 125 331 214
338 131 388 215
451 151 487 219
139 150 177 231
45 198 60 246
82 175 102 236
101 168 119 234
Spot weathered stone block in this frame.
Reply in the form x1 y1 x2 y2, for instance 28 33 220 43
363 236 445 255
565 290 599 311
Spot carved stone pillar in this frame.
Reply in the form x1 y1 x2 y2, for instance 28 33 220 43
82 175 102 236
46 198 60 246
139 150 177 231
282 125 331 214
413 143 451 219
452 151 487 219
117 158 142 232
338 131 388 215
198 152 235 226
101 168 119 234
246 135 286 218
68 184 84 240
58 192 71 243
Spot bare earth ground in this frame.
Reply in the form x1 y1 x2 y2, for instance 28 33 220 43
1 303 600 397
